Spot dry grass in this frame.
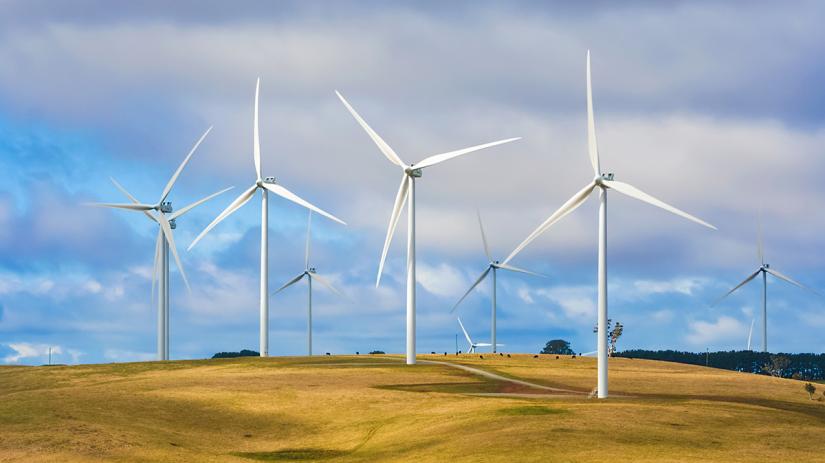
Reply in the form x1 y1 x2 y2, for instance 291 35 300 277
1 354 824 462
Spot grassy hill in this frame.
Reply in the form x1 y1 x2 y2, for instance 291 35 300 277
2 354 824 462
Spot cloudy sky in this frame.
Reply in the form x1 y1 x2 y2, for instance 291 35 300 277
2 1 825 365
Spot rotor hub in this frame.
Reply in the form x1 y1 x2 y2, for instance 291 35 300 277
406 167 423 178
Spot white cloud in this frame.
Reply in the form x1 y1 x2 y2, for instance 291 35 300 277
632 277 708 297
417 262 467 298
685 316 746 346
103 349 155 362
534 285 595 320
3 343 62 363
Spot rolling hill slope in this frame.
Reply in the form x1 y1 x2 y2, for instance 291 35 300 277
1 354 824 462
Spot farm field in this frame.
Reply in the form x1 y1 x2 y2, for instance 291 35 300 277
1 354 824 462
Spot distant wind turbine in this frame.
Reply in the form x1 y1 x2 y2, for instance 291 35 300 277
274 211 344 356
189 79 345 357
450 210 543 353
505 51 716 398
746 317 755 351
714 220 820 353
457 317 502 353
88 127 232 360
335 91 520 365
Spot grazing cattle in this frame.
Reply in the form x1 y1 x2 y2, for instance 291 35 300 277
507 354 511 358
479 355 484 359
325 352 331 356
533 355 539 358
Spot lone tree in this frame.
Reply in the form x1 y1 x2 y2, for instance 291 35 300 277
593 319 624 357
805 382 817 400
541 339 574 355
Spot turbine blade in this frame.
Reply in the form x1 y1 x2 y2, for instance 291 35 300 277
169 186 234 220
187 184 258 251
335 90 405 167
457 317 473 345
158 214 190 293
110 177 157 223
274 272 306 294
253 78 262 181
305 211 312 269
412 138 520 170
586 50 600 177
603 180 716 230
151 228 162 303
85 202 156 211
159 126 212 203
477 209 492 262
475 343 492 347
450 267 491 313
765 267 822 296
503 181 596 264
376 175 410 286
713 269 761 305
310 273 344 298
261 183 346 225
496 263 545 278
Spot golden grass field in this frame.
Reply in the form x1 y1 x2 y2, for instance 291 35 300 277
1 354 824 462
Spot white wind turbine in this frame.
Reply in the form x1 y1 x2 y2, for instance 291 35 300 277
457 317 502 354
450 210 543 352
747 317 755 351
273 211 344 356
505 51 716 398
89 127 232 360
714 222 820 353
189 79 345 357
335 91 520 364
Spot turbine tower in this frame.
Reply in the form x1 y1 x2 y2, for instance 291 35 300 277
505 51 716 398
89 127 232 360
714 222 820 353
274 211 343 356
335 90 520 365
457 317 502 354
189 79 345 357
450 210 543 352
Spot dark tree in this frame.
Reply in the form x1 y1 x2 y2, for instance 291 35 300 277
805 382 817 400
761 355 792 377
212 349 259 359
541 339 574 355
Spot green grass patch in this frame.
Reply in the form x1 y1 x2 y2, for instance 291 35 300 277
498 406 569 416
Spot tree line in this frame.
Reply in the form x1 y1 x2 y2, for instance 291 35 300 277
615 349 825 380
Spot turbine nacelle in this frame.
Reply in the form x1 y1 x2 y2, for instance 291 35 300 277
404 167 423 178
308 267 316 274
160 201 173 214
258 176 277 187
595 172 614 186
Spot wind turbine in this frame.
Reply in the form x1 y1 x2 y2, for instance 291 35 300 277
457 317 502 353
189 78 346 357
335 90 520 365
747 317 755 351
273 211 343 356
88 127 232 360
504 51 716 398
714 222 820 353
450 210 543 353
